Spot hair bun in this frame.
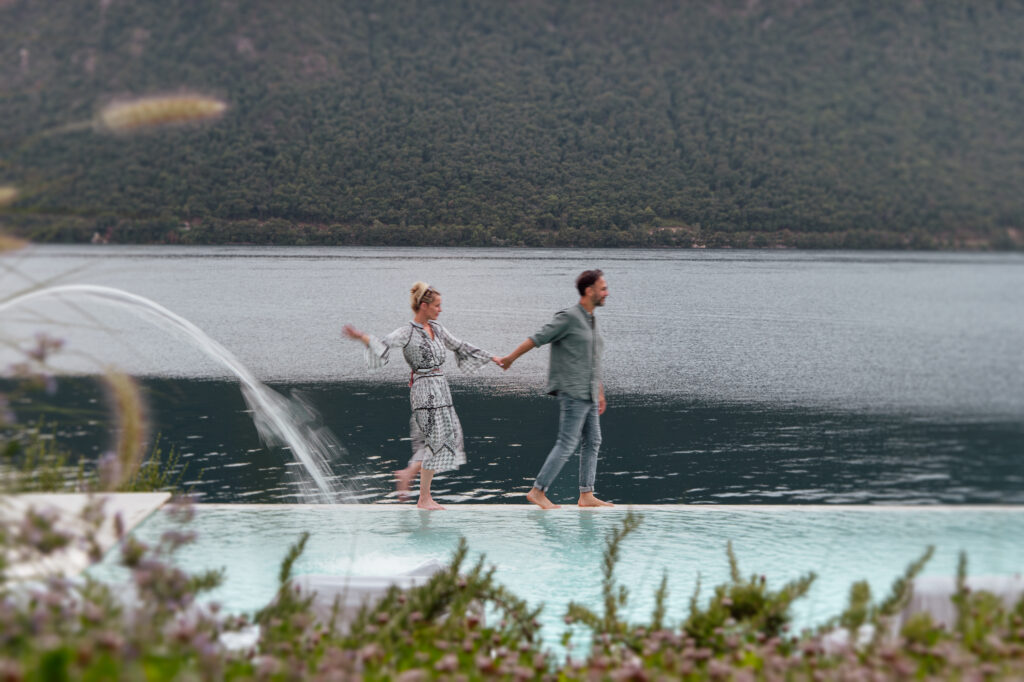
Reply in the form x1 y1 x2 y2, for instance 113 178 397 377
410 281 436 311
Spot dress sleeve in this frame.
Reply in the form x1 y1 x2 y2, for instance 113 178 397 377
529 309 572 347
364 326 412 370
432 323 493 372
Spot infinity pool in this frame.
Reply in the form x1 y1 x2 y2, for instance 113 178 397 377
88 505 1024 647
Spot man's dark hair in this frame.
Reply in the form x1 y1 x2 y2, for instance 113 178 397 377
576 269 604 296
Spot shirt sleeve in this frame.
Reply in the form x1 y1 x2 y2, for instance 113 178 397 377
364 325 412 370
432 323 493 372
529 309 572 347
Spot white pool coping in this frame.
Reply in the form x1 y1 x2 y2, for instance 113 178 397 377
5 498 1019 580
191 503 1024 512
1 492 171 580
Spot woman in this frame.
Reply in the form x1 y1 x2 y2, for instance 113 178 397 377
343 282 499 509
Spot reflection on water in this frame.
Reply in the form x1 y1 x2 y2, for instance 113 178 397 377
4 246 1024 416
13 377 1023 505
87 505 1024 650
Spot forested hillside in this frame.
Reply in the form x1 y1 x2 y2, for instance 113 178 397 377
2 0 1023 248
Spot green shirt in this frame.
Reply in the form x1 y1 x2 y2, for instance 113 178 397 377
529 303 604 402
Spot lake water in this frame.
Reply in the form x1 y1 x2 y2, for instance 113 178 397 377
1 245 1022 504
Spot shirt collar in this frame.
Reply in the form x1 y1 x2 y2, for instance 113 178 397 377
576 302 594 318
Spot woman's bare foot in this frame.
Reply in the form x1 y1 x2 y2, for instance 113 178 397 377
578 492 614 507
526 487 561 509
395 467 415 501
417 497 445 510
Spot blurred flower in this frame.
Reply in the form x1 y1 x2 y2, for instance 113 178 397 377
98 94 227 132
97 451 122 491
101 370 148 490
41 372 58 395
17 508 72 555
159 529 196 553
26 333 65 363
0 394 14 424
0 186 17 206
433 654 458 673
0 232 27 253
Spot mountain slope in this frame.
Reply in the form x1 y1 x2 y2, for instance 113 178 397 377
2 0 1023 248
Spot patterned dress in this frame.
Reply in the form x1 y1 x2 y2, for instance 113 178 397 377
365 321 493 472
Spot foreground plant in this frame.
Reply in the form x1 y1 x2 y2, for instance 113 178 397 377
0 498 237 681
0 187 18 208
2 506 1024 680
556 520 1024 681
251 534 549 680
1 332 187 495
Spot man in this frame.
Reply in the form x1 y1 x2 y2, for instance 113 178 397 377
499 269 614 509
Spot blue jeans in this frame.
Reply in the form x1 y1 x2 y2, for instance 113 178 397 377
534 395 601 493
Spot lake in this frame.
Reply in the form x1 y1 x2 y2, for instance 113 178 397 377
1 245 1022 504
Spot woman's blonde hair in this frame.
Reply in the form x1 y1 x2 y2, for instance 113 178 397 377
410 281 440 311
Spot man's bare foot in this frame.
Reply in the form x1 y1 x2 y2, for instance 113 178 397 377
417 498 445 510
395 467 415 501
578 492 614 507
526 487 561 509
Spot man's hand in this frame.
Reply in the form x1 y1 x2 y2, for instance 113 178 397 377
499 339 536 371
599 391 606 415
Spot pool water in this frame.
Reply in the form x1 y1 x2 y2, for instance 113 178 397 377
88 505 1024 649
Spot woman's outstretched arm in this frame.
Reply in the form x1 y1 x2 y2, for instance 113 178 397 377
342 324 370 345
343 324 411 369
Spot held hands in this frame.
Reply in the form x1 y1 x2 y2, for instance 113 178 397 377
498 339 534 371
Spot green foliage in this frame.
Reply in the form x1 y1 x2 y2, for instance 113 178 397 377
3 0 1024 249
118 436 187 493
564 509 642 640
4 501 1024 679
340 538 548 679
248 534 549 679
901 612 943 647
252 532 318 659
0 424 186 494
820 544 935 647
0 337 186 495
650 570 669 632
951 551 1024 659
876 545 935 619
889 550 1024 678
565 513 816 671
0 420 78 492
254 531 313 628
682 540 816 651
839 579 872 633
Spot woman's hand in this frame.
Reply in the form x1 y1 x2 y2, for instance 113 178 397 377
491 356 503 368
497 339 533 371
342 325 368 345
